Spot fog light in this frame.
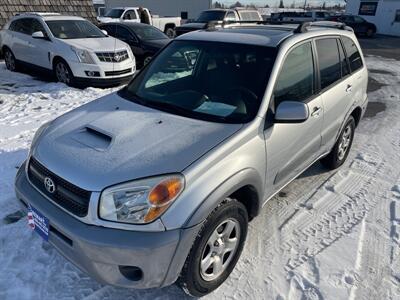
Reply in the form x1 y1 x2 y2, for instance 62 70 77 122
85 71 100 77
119 266 143 281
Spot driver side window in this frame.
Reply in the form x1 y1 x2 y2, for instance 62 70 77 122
123 10 137 20
273 42 315 106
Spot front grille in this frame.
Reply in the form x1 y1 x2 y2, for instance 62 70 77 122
105 68 132 76
96 50 129 63
27 157 91 217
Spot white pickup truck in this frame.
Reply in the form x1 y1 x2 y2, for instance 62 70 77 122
97 7 181 38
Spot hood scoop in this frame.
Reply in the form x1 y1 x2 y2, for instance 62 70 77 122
70 126 113 151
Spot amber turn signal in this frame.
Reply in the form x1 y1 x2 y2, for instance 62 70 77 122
144 176 184 223
148 177 183 207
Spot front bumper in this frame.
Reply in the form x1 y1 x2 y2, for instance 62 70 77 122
15 165 200 289
74 74 133 88
68 59 135 87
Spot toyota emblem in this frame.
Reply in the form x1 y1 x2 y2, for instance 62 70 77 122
113 54 121 62
44 177 56 194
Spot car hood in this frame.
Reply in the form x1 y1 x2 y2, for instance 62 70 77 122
142 38 170 50
61 37 128 52
32 93 242 191
177 22 207 30
97 17 120 23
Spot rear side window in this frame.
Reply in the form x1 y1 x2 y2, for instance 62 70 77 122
9 20 18 31
338 40 350 77
274 42 314 104
342 36 363 72
316 38 341 90
10 19 31 34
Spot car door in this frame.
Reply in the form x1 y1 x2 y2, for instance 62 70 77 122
25 18 52 69
264 41 324 196
9 18 31 62
315 37 353 152
341 36 367 112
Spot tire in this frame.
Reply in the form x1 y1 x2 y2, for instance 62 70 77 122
165 27 176 38
366 28 375 38
54 59 75 86
143 55 152 66
321 116 356 170
178 198 248 297
4 48 17 72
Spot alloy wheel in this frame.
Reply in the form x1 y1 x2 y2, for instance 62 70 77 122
200 218 241 281
5 50 16 71
337 124 352 160
144 56 152 66
55 62 70 84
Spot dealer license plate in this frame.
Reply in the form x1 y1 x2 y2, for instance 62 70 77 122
27 204 49 241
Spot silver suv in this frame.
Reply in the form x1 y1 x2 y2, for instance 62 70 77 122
15 22 368 297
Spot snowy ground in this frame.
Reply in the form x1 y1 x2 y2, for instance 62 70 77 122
0 54 400 300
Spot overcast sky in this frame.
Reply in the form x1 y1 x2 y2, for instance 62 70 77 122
219 0 346 7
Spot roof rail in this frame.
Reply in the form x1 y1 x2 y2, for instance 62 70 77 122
294 21 353 33
14 12 61 17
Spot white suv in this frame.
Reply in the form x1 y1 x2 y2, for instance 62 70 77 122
0 13 136 87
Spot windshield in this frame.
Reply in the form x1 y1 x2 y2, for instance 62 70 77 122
134 26 168 40
105 9 124 18
120 41 277 123
196 11 226 22
46 20 106 39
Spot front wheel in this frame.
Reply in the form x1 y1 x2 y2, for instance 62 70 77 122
143 55 152 66
321 116 355 169
178 199 248 297
54 60 74 86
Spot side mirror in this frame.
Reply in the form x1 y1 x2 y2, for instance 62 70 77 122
32 31 45 39
101 29 108 36
275 101 309 123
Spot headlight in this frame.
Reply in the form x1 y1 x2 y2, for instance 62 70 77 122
127 47 135 62
71 47 95 64
31 122 50 148
99 174 184 224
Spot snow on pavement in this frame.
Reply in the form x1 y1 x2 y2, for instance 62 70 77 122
0 57 399 300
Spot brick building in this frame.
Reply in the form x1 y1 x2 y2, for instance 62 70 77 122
0 0 98 29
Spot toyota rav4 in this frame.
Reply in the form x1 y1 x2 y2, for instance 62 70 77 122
15 22 368 297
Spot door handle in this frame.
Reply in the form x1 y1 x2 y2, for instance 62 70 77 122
346 84 352 93
311 106 322 117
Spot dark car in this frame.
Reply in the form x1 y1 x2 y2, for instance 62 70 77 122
328 14 376 37
175 8 262 36
99 23 171 68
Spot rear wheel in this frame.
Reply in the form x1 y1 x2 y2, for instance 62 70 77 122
178 199 248 297
4 48 17 71
366 28 375 38
321 116 355 169
54 59 74 86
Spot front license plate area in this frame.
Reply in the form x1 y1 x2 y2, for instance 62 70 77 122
28 204 49 241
